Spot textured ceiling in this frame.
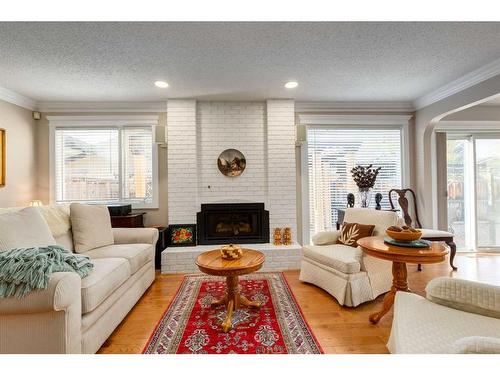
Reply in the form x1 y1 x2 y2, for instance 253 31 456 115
0 22 500 102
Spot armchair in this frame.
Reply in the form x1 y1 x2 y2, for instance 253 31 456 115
387 277 500 353
300 208 399 306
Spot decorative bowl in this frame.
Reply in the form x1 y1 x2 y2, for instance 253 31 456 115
220 244 243 260
385 229 422 242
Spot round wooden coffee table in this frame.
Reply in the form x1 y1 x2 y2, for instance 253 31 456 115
196 248 265 332
357 236 448 324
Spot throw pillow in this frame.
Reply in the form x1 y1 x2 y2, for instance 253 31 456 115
312 231 340 246
70 203 114 253
0 207 57 252
336 222 375 247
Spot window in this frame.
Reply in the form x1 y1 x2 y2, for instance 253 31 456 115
54 126 157 208
307 127 403 238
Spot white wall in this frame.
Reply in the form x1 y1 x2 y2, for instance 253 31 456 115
0 99 37 207
167 99 297 241
442 104 500 121
414 74 500 228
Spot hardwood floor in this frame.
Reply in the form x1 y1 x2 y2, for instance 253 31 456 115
98 253 500 354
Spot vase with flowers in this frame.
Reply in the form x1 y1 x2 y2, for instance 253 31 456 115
351 164 382 208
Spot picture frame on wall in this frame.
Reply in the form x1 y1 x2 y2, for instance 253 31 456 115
168 224 197 247
0 129 5 187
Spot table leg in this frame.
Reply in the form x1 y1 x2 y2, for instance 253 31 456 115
448 241 458 270
239 295 262 308
369 261 408 324
221 276 239 332
216 275 263 332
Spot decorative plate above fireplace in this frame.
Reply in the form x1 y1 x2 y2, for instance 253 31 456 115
217 149 246 177
197 203 269 245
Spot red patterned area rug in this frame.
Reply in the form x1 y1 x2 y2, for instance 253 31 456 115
143 272 323 354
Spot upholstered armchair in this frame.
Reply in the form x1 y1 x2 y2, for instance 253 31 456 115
388 277 500 353
300 208 399 307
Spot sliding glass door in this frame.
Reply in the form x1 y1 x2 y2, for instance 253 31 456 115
446 138 470 249
475 138 500 248
446 134 500 251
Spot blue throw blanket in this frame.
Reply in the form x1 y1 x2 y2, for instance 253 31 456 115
0 245 94 298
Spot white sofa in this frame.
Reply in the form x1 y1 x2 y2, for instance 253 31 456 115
388 277 500 353
300 208 399 307
0 205 158 354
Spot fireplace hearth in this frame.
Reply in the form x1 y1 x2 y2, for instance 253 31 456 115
197 203 269 245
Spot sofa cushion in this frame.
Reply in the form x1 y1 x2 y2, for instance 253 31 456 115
388 292 500 354
80 258 130 314
0 207 56 252
302 244 362 274
84 244 154 274
70 203 114 253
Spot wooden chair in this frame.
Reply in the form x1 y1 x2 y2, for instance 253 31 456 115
388 188 457 270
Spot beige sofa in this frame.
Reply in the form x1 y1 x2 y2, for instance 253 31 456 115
300 208 399 306
388 277 500 353
0 205 158 354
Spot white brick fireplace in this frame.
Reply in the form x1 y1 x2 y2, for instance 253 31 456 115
162 99 300 273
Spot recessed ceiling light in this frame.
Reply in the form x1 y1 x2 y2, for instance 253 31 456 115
154 80 169 88
284 81 298 89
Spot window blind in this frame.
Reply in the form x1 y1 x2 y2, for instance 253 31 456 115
55 127 153 205
307 127 402 237
122 127 153 203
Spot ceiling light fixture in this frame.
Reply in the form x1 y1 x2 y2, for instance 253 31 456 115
284 81 298 89
154 80 169 88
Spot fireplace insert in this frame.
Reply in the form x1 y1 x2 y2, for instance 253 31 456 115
197 203 269 245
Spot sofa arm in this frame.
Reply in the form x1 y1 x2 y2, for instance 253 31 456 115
451 336 500 354
0 272 81 314
0 272 82 353
311 230 341 245
113 227 159 246
426 277 500 319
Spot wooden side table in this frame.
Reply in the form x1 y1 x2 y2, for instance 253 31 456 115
196 249 265 333
110 212 146 228
357 236 448 324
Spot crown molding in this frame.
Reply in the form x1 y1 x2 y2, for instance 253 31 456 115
0 86 37 110
297 113 413 126
414 57 500 110
46 115 160 126
295 101 414 113
38 101 167 113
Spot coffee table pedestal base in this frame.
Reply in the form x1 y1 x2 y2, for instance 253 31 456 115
369 261 409 324
212 275 262 332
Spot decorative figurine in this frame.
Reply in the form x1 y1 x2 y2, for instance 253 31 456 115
347 193 355 208
375 193 383 210
273 228 282 245
283 227 292 245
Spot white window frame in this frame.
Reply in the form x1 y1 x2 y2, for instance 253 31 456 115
298 114 412 244
48 115 160 209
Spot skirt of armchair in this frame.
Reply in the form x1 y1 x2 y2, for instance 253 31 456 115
300 258 373 306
